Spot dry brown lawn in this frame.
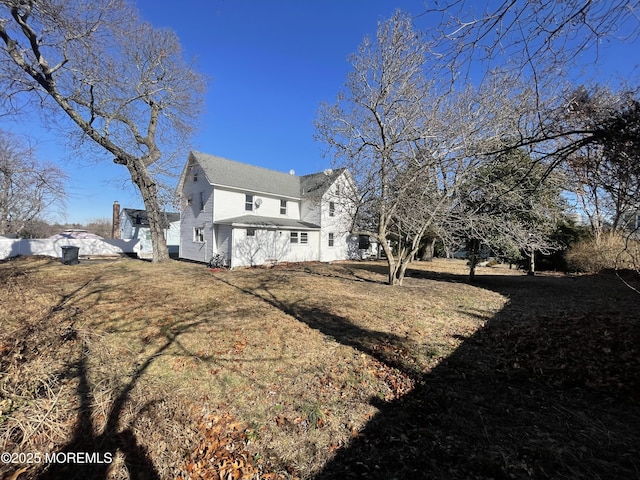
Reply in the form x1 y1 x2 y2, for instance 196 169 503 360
0 256 638 479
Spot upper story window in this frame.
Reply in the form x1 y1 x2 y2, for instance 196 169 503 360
193 168 199 182
329 201 335 217
199 192 205 212
245 194 253 211
280 199 287 215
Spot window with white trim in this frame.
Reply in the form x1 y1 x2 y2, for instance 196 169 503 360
290 232 298 244
245 194 253 211
280 199 287 215
328 232 334 247
300 232 308 244
329 201 335 217
194 227 205 243
247 228 256 237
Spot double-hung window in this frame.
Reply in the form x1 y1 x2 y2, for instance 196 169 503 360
290 232 298 244
329 201 335 217
280 199 287 215
245 194 253 211
328 233 334 247
194 227 205 243
300 232 308 244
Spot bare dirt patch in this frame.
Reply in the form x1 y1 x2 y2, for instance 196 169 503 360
1 256 638 479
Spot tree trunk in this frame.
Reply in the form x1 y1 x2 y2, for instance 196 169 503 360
0 172 9 235
420 237 436 261
528 248 535 276
468 239 480 282
125 159 169 263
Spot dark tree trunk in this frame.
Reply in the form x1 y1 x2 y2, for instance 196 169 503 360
420 237 436 261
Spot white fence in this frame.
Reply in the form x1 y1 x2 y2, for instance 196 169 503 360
0 238 141 260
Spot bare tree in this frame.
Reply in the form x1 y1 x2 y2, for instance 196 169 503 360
316 11 554 285
315 12 476 285
85 217 112 238
0 0 207 261
0 129 66 236
316 12 434 285
422 1 639 84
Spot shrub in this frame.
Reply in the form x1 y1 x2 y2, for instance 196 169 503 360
565 233 640 273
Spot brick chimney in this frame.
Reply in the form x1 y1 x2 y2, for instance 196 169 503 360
112 201 120 239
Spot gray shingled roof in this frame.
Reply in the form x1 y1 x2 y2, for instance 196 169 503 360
123 208 180 228
191 151 301 198
300 168 347 198
189 151 346 199
216 215 320 230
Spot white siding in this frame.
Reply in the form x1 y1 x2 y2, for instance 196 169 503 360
213 188 300 221
179 161 215 262
231 228 320 268
216 225 232 265
319 173 358 262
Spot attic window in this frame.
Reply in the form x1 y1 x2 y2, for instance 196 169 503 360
329 201 335 217
280 199 287 215
245 194 253 211
193 168 198 182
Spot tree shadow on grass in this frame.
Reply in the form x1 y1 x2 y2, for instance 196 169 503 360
218 264 640 479
312 269 640 479
1 263 205 480
213 274 424 377
38 318 204 480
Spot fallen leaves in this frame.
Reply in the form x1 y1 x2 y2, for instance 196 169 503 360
178 413 281 480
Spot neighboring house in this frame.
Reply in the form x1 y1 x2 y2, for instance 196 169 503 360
176 151 361 268
120 208 180 258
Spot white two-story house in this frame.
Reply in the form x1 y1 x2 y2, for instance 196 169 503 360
176 151 359 268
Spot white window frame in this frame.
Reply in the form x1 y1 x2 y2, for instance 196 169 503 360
280 199 287 215
194 227 205 243
300 232 308 244
290 231 299 244
329 201 335 217
328 232 334 247
247 228 256 237
245 194 254 211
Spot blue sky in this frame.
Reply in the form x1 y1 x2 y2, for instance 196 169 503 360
3 1 638 224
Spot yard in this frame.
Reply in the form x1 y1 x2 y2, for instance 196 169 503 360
0 256 638 479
